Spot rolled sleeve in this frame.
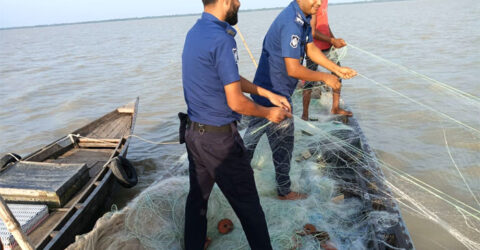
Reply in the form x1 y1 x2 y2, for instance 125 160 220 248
215 37 240 86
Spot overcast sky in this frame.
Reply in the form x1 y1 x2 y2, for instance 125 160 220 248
0 0 357 28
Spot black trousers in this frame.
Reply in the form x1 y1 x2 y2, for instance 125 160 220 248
243 117 294 196
184 122 272 250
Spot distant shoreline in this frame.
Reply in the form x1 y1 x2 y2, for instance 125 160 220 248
0 0 406 31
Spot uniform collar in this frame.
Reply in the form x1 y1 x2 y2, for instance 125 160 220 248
201 12 237 37
291 0 311 26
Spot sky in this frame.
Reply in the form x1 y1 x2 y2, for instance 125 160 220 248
0 0 356 29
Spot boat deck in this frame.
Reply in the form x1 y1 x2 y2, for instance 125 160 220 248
85 114 132 139
25 149 112 248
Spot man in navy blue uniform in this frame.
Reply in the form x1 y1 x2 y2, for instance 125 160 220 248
244 0 357 201
182 0 293 249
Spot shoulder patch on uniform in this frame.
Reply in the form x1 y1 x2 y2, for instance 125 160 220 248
295 13 304 25
290 35 300 49
227 29 236 37
232 48 239 64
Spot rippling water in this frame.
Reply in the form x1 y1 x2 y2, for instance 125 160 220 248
1 0 479 248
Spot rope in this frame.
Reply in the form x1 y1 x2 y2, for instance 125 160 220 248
127 135 179 145
235 25 258 69
298 117 480 219
443 129 480 209
8 153 21 161
348 43 480 104
69 134 180 145
357 73 480 136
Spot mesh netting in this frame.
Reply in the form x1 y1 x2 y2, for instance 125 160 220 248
66 46 480 250
66 87 412 250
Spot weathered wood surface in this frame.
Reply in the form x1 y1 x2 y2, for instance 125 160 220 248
26 137 73 163
77 138 120 143
0 162 88 207
77 142 118 148
117 102 135 114
42 172 116 250
0 196 34 250
86 114 131 139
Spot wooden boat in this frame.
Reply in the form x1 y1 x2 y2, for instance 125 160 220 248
344 115 414 249
302 112 415 249
0 98 139 250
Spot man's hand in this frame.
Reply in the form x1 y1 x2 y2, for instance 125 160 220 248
335 67 357 79
266 107 292 124
323 74 342 90
266 92 291 112
331 38 346 48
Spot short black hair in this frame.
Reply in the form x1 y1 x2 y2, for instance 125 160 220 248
202 0 218 6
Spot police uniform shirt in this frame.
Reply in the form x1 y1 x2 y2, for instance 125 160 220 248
182 12 241 127
251 0 313 107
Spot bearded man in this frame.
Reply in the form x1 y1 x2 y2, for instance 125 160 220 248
182 0 293 249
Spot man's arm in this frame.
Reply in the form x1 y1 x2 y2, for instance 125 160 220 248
284 57 341 90
327 26 346 48
239 76 291 112
224 81 292 123
311 15 346 48
305 42 356 79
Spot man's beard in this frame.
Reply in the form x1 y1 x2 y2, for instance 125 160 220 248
225 5 239 26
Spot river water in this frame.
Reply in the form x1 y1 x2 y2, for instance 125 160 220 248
1 0 479 249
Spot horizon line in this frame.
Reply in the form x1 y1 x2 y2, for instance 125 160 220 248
0 0 404 31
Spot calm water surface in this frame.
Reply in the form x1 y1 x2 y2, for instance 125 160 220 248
1 0 479 248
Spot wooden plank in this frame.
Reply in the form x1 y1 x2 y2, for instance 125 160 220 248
54 208 70 212
71 111 119 138
78 138 120 143
104 116 127 138
26 210 66 247
0 162 89 207
26 137 73 162
77 142 118 148
87 117 119 139
113 116 131 138
105 118 125 138
117 102 135 113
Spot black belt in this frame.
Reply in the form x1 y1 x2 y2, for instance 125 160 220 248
189 121 233 133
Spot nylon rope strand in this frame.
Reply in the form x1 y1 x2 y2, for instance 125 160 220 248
235 25 258 69
348 43 480 105
235 25 275 132
356 73 480 136
297 118 480 220
233 25 480 218
69 134 180 145
443 129 480 209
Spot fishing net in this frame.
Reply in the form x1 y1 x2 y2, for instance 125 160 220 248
66 45 480 250
67 83 412 250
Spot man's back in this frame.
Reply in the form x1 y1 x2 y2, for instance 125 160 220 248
182 13 241 126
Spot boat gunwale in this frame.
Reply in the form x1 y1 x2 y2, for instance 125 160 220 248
348 114 415 249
